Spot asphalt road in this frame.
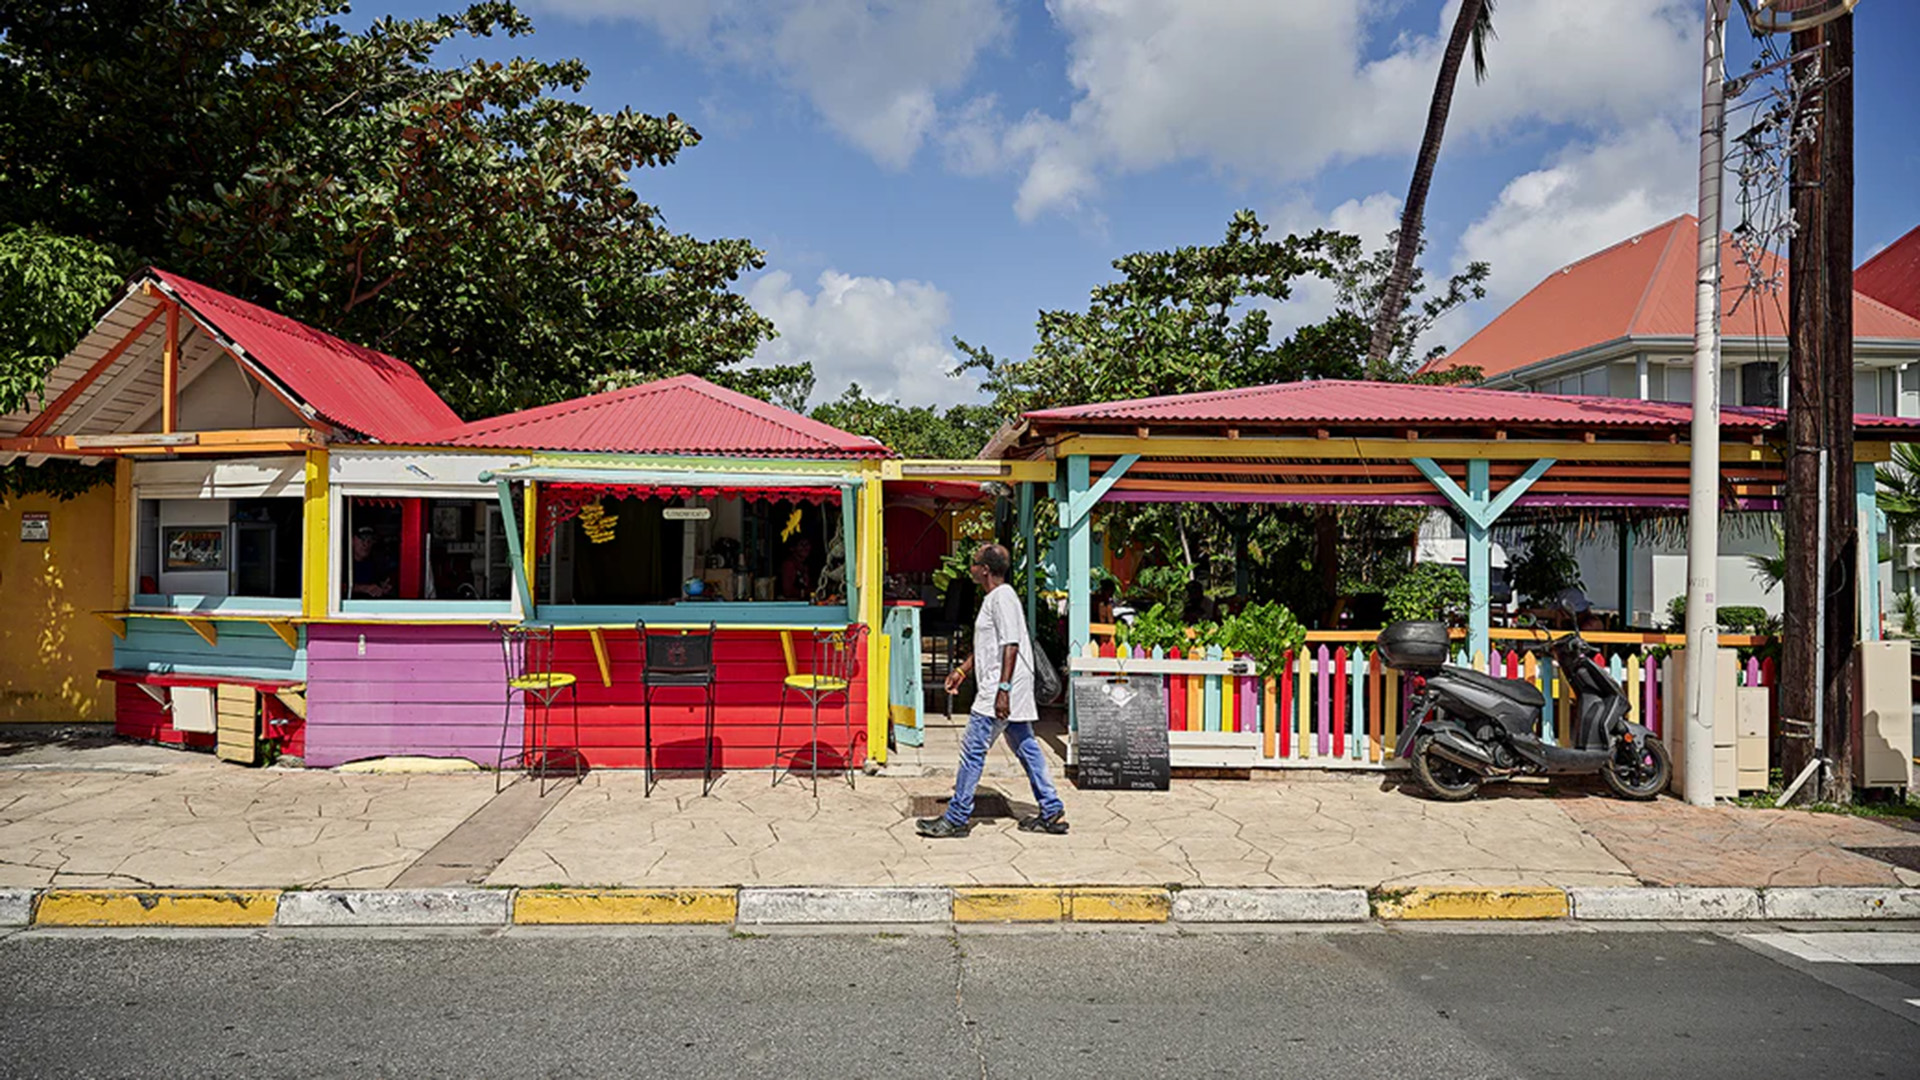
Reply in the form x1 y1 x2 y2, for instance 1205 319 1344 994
2 927 1917 1079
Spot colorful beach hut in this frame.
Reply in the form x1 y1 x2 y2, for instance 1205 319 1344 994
0 269 914 776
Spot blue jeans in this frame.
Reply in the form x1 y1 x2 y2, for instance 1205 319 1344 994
945 711 1065 825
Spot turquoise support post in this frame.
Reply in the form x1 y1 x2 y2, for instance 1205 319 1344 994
1019 481 1037 633
1858 460 1881 640
1063 455 1092 653
1618 520 1635 629
494 479 533 618
1465 459 1491 662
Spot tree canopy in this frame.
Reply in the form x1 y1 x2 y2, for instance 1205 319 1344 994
0 0 793 419
955 209 1485 416
810 383 1003 461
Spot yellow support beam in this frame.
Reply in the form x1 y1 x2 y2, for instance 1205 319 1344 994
1052 434 1796 464
523 480 539 609
859 476 887 765
881 458 1057 483
302 449 330 619
111 459 133 610
589 627 613 688
182 618 218 647
94 612 127 640
266 620 299 650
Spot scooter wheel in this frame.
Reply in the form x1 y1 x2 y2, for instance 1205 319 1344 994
1411 734 1483 802
1601 736 1671 800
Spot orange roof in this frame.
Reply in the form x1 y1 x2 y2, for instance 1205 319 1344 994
1433 215 1920 381
1857 224 1920 322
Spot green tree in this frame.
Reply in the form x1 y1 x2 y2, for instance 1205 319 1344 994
0 227 130 416
810 383 1003 460
1368 0 1497 374
0 0 787 418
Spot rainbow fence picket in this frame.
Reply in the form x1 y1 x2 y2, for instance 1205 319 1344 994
1079 630 1776 770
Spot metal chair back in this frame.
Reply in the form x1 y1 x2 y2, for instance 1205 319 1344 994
638 622 717 687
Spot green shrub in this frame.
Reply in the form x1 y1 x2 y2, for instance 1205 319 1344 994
1385 563 1471 625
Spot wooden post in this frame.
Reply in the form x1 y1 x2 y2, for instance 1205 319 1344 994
160 302 179 433
111 458 134 610
302 449 330 619
1820 11 1857 796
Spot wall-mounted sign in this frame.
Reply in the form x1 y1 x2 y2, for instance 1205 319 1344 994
164 526 228 570
19 512 49 542
663 507 711 521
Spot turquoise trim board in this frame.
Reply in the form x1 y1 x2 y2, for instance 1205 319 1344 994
338 599 517 618
131 595 303 615
114 620 307 681
534 602 848 628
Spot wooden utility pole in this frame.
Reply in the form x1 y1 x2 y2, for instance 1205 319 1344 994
1781 12 1859 802
1779 23 1825 799
1820 11 1857 799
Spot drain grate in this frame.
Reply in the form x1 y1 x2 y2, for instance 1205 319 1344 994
909 790 1013 819
1845 846 1920 872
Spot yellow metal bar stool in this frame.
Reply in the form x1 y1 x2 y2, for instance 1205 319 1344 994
774 625 869 796
492 621 584 796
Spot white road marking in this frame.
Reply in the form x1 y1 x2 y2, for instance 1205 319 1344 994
1744 932 1920 965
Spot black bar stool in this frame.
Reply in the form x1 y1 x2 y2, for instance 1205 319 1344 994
637 621 719 797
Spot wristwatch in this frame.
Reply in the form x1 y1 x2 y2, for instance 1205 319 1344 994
996 681 1014 692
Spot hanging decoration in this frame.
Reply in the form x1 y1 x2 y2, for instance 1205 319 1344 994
578 500 618 543
780 508 804 543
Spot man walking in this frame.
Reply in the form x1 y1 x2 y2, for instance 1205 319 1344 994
917 543 1068 838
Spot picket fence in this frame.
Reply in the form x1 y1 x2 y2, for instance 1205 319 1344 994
1075 633 1777 770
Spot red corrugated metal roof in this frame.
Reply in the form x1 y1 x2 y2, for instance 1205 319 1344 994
1433 216 1920 379
436 374 890 457
1857 224 1920 322
152 270 462 442
1023 379 1920 434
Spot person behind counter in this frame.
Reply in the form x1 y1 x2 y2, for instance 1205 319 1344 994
778 536 815 600
350 525 395 598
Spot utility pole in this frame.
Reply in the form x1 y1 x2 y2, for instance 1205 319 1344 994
1681 0 1728 808
1779 20 1826 800
1818 10 1857 799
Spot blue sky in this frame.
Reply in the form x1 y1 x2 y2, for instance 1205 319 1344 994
366 1 1918 406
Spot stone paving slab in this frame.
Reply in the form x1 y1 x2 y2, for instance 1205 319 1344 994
4 726 1919 897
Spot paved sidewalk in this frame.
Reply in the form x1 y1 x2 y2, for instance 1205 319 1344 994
2 723 1917 892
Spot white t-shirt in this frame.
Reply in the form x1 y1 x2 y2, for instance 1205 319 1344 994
970 582 1038 721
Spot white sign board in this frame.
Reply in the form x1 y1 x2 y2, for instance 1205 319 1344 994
662 507 711 521
18 512 49 542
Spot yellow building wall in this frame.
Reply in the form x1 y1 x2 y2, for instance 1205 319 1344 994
0 483 115 722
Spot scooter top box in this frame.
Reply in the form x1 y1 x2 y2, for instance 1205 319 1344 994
1377 620 1451 671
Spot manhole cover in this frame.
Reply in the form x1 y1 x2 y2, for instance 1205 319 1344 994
1845 846 1920 872
909 790 1012 819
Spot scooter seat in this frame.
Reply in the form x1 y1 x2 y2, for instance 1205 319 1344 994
1432 666 1546 709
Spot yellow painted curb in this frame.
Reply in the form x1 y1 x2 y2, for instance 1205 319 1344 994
954 888 1066 923
35 889 280 927
1068 888 1172 922
513 888 738 925
1373 887 1569 921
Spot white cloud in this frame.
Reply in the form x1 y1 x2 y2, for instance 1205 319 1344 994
534 0 1009 169
746 269 971 406
1455 118 1698 307
969 0 1698 220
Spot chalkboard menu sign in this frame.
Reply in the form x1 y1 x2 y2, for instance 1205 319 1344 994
1072 675 1170 791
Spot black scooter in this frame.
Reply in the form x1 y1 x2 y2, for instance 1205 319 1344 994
1382 618 1671 802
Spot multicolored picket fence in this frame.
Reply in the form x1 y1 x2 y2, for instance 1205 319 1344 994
1076 632 1778 770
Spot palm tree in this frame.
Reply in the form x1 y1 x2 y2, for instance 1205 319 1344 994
1876 442 1920 543
1367 0 1496 375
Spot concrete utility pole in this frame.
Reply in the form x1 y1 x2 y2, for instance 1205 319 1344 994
1681 0 1729 807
